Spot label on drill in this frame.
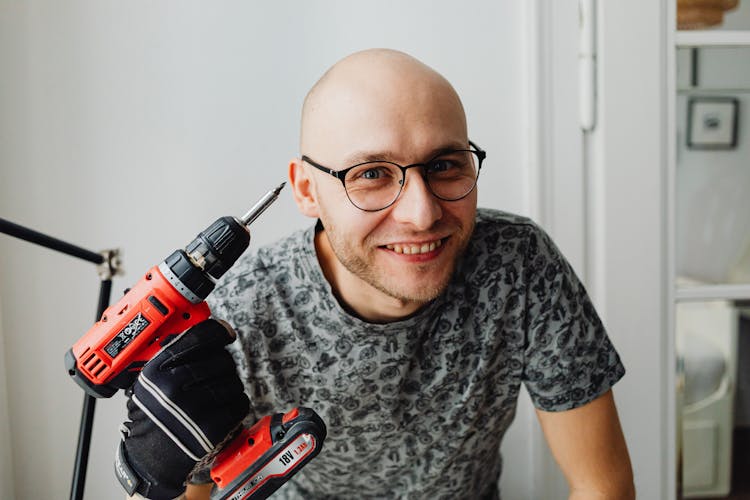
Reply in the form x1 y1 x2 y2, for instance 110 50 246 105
104 313 151 359
225 434 316 500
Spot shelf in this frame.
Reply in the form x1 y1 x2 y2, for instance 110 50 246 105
677 87 750 93
676 30 750 47
675 283 750 302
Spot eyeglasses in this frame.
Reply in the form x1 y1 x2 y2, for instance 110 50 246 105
301 141 485 212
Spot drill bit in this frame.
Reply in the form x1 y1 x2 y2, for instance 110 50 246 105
239 182 286 226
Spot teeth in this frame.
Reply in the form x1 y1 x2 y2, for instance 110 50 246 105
385 239 443 255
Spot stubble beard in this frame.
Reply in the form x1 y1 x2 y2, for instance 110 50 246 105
323 219 475 304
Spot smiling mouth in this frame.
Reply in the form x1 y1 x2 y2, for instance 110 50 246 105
383 238 445 255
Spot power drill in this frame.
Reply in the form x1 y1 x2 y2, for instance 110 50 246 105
65 182 326 499
65 183 284 396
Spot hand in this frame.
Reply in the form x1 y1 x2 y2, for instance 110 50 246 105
115 319 250 500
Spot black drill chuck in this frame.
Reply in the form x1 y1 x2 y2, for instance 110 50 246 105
159 217 250 304
161 183 284 304
186 216 251 280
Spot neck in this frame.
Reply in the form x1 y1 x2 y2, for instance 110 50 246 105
314 229 425 323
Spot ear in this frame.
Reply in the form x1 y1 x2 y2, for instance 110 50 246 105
288 157 320 218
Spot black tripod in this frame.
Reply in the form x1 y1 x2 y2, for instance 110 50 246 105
0 217 122 500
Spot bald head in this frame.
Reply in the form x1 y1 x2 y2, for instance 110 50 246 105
299 49 467 161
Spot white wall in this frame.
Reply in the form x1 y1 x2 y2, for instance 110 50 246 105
0 2 532 498
721 0 750 30
0 301 15 498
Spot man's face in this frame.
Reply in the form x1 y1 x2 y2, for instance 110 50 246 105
299 56 477 308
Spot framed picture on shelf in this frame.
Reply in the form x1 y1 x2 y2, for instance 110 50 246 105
687 96 740 150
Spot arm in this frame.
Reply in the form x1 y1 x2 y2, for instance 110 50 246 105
535 390 634 500
184 483 212 500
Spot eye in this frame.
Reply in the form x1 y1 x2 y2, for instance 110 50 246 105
426 158 455 174
361 168 383 179
347 163 398 183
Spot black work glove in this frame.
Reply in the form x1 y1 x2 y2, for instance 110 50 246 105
115 319 250 500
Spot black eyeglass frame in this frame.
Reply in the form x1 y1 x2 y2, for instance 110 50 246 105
301 140 486 212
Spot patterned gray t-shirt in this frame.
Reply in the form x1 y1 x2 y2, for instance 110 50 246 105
207 208 625 499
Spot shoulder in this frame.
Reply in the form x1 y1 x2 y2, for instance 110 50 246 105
475 207 536 227
253 227 314 273
465 208 553 262
473 208 545 240
451 208 570 304
207 226 314 307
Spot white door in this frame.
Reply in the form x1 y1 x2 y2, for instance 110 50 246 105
532 1 673 498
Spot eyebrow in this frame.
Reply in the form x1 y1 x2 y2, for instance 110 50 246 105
342 141 469 166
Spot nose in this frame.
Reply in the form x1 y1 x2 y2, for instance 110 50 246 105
389 168 442 230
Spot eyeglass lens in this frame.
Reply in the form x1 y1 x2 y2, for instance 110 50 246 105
344 150 480 211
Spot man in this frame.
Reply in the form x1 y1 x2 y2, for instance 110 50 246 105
119 49 634 499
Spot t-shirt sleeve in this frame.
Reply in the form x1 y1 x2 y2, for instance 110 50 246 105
521 225 625 412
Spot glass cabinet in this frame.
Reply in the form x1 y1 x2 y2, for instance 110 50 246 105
673 2 750 497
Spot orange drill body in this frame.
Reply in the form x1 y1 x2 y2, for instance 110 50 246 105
68 265 210 397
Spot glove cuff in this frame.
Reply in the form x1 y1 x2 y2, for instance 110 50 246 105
115 440 186 500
